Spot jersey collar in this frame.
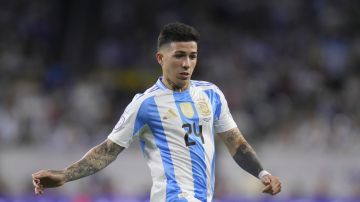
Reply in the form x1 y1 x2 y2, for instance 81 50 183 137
156 77 194 93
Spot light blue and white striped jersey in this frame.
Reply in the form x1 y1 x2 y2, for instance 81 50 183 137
108 77 237 202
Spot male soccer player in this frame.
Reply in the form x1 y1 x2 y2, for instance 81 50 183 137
32 22 281 202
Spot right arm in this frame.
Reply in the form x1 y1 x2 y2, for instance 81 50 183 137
32 139 124 194
64 139 124 182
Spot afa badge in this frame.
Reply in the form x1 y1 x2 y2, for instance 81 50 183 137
180 102 194 118
197 99 211 116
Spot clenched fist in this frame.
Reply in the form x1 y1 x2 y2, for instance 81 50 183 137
261 175 282 195
32 170 66 195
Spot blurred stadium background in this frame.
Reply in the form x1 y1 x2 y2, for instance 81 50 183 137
1 0 360 201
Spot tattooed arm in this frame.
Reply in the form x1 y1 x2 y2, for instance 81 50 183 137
218 127 281 195
218 127 264 177
32 139 124 194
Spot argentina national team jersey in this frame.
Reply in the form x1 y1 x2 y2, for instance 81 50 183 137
108 77 237 202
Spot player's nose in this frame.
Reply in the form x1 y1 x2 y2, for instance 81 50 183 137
182 57 191 69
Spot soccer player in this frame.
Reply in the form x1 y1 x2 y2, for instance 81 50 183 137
32 22 281 202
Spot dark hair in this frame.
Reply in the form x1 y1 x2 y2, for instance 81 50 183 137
157 22 200 50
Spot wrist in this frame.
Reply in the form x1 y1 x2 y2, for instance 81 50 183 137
258 170 271 179
60 169 71 182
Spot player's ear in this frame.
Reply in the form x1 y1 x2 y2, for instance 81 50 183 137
156 52 163 65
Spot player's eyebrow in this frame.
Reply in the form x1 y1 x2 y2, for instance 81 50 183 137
174 51 197 54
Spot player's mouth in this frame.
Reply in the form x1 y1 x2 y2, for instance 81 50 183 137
178 72 190 80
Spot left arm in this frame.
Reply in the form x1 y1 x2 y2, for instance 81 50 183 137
218 127 281 195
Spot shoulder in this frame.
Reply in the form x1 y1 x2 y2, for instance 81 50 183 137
126 84 161 112
191 80 222 93
192 80 229 104
191 80 219 90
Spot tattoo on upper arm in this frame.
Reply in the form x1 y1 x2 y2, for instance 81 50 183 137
64 140 124 182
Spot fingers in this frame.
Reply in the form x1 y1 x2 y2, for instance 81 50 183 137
33 179 44 195
32 179 39 187
32 170 47 195
262 175 282 195
32 170 47 179
261 175 271 185
34 185 44 195
270 176 282 195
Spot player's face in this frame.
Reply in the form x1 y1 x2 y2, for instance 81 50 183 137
156 41 198 89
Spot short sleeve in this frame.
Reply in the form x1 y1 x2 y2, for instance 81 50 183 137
108 94 146 148
213 88 237 133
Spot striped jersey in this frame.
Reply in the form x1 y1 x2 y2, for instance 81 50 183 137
108 77 237 202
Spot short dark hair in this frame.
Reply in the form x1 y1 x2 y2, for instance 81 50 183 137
157 22 200 50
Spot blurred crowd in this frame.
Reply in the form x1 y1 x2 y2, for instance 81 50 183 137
1 0 360 200
1 0 360 151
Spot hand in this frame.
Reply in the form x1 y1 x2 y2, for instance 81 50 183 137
32 170 66 195
261 175 281 195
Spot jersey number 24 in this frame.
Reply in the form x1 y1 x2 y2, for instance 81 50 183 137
182 123 204 146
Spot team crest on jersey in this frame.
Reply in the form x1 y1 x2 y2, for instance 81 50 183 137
197 99 211 116
179 102 194 118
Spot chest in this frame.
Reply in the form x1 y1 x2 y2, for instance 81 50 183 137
155 92 213 125
145 92 213 146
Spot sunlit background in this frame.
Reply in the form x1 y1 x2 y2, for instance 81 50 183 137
1 0 360 201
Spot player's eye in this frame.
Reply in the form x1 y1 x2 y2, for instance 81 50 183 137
190 54 197 60
174 54 185 59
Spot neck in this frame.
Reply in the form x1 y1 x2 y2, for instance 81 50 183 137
162 77 189 92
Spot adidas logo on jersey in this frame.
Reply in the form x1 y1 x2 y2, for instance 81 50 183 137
162 109 178 120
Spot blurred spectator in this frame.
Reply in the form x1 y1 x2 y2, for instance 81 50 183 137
0 0 359 150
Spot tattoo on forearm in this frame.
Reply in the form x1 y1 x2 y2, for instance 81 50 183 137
64 140 124 182
233 141 263 178
223 128 243 146
220 128 263 178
